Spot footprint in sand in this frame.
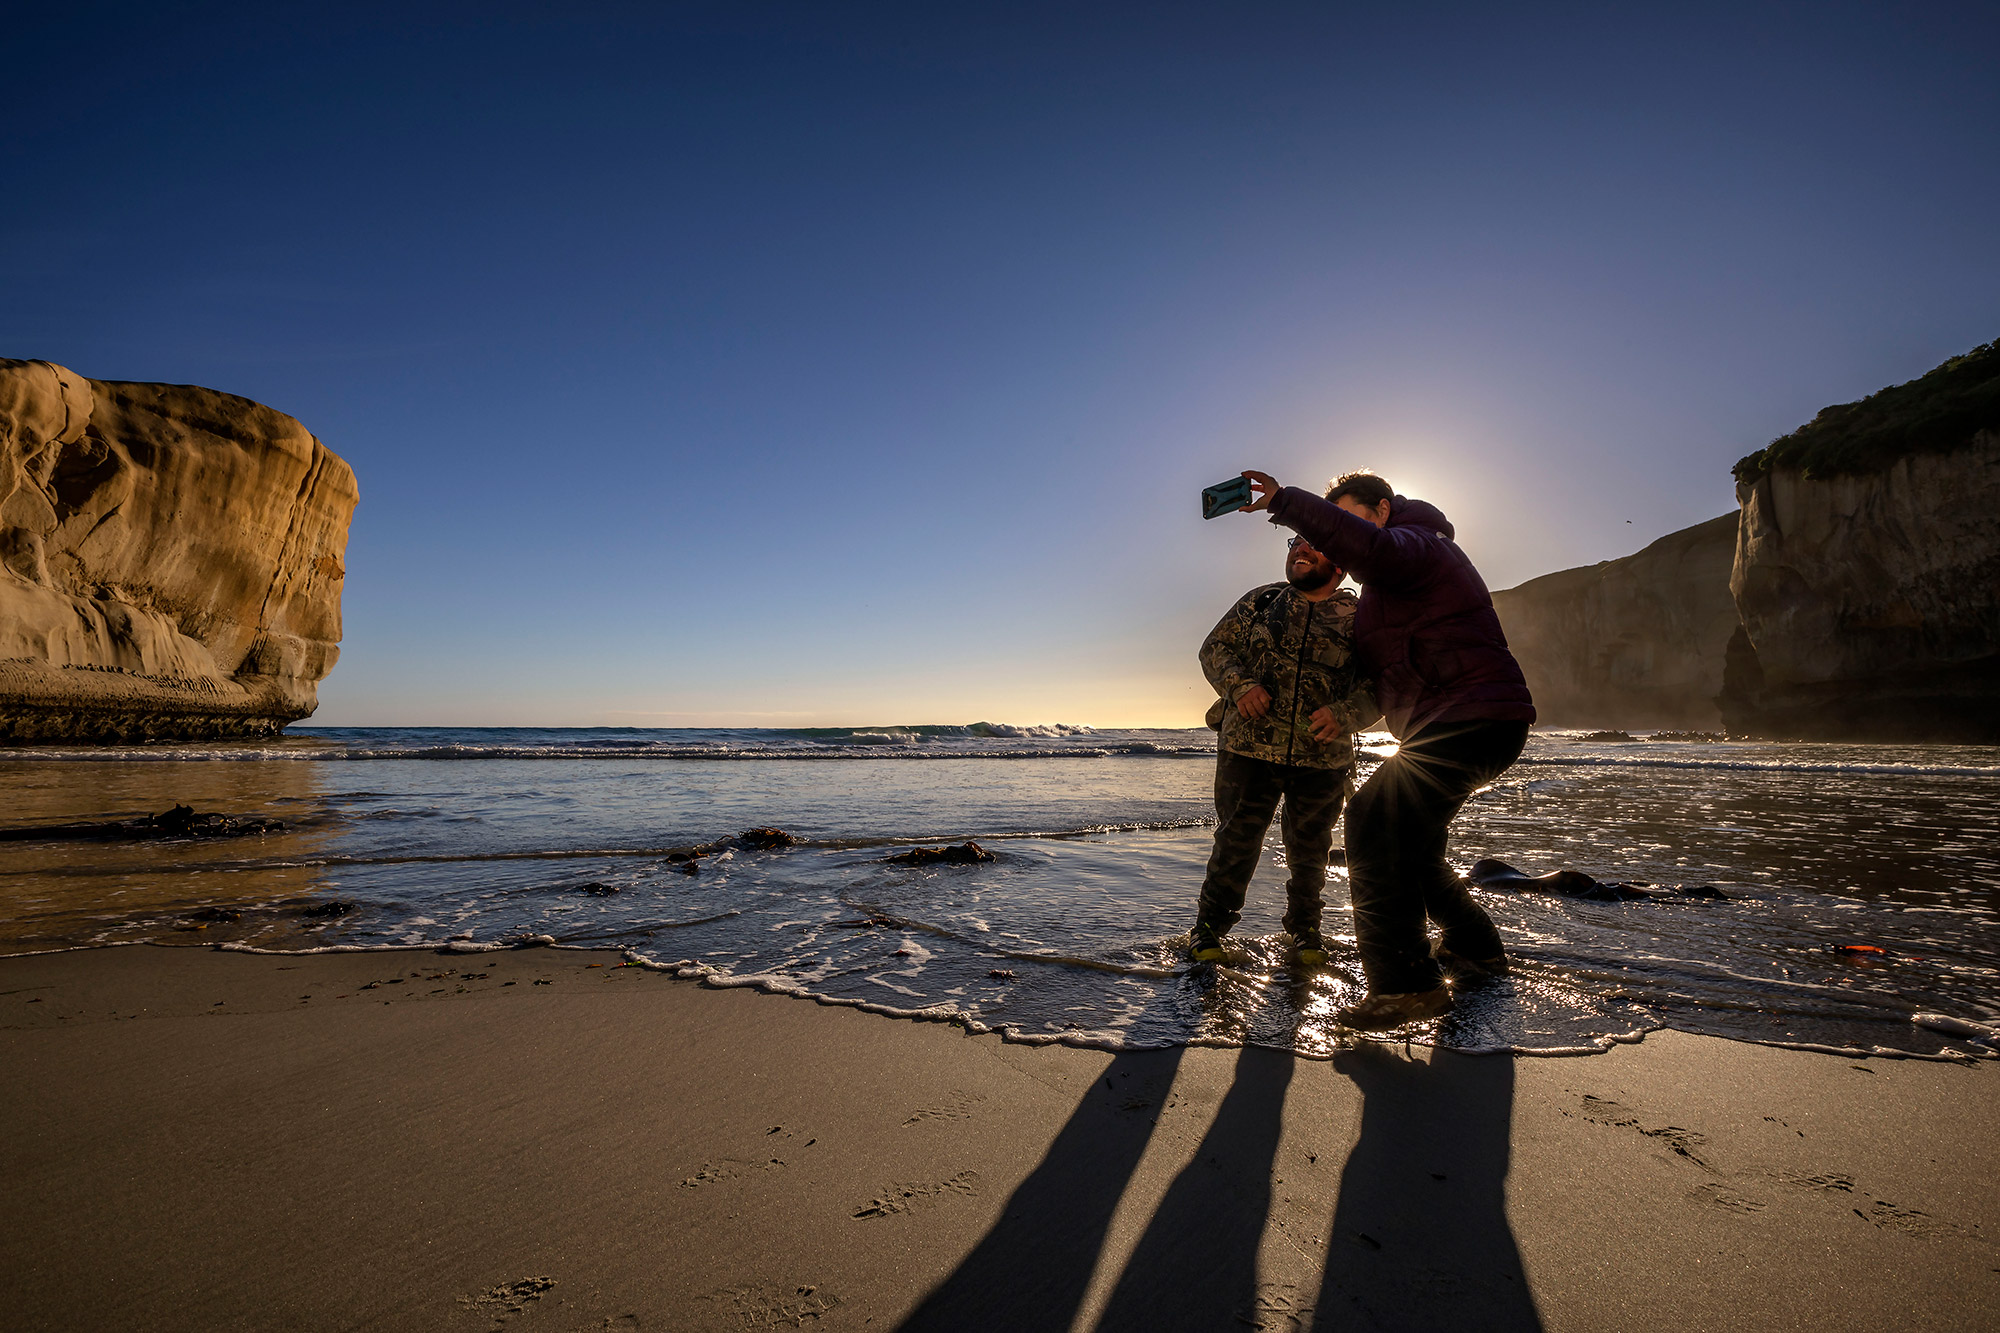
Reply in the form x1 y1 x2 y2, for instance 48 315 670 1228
701 1283 839 1325
456 1276 555 1327
902 1088 988 1126
1566 1092 1712 1166
1768 1170 1979 1241
1690 1181 1768 1213
678 1157 787 1189
851 1170 980 1219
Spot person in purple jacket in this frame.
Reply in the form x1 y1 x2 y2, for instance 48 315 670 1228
1239 467 1536 1030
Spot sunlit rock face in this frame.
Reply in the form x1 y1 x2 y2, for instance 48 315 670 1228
0 360 357 742
1491 513 1740 729
1721 432 2000 741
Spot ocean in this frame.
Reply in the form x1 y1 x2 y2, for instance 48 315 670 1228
2 724 1995 1060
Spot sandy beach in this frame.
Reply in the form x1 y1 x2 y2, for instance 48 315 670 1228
2 943 1994 1332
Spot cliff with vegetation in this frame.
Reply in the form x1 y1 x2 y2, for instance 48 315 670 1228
1720 341 2000 740
1491 513 1739 729
0 360 356 742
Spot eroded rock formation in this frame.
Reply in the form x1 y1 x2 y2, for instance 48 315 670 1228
1719 339 2000 740
1490 513 1740 729
1721 431 2000 740
0 360 356 741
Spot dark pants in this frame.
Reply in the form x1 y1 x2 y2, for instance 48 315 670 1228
1197 749 1348 938
1345 719 1529 994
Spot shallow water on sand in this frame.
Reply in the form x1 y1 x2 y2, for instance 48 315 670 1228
1 725 1995 1059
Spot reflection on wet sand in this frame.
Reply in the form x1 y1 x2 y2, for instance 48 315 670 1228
0 760 337 953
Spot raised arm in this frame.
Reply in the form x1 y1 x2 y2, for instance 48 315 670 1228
1241 471 1433 590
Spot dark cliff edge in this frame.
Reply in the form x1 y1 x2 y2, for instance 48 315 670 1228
1721 341 2000 741
1492 513 1740 729
0 360 357 742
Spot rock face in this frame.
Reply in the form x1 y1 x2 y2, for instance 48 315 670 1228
0 360 356 742
1490 513 1740 729
1720 431 2000 740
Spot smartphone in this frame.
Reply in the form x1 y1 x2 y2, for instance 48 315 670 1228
1201 475 1253 520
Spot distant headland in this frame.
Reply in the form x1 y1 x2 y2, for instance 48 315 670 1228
1494 339 1999 741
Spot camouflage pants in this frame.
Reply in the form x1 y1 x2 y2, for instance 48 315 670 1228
1197 748 1349 938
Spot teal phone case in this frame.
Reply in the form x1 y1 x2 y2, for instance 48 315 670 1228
1202 475 1252 519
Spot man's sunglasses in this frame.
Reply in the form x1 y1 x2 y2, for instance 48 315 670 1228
1286 536 1315 550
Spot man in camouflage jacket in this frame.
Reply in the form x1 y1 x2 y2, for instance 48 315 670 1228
1191 534 1378 964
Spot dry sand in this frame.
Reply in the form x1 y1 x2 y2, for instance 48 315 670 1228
2 943 1995 1332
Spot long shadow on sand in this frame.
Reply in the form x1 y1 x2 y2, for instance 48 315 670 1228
897 1045 1186 1332
1313 1043 1542 1331
1091 1043 1295 1328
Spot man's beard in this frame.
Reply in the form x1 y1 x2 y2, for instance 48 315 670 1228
1287 562 1336 592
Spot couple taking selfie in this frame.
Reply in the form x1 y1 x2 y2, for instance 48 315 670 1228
1192 468 1536 1031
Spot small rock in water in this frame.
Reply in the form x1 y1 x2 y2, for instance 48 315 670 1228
886 841 995 867
0 805 284 843
151 805 285 837
573 882 620 896
301 900 357 918
739 827 800 850
1647 730 1724 743
1576 730 1636 743
191 906 244 922
988 969 1017 980
1467 858 1656 902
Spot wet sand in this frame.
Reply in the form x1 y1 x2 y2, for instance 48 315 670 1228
2 943 1995 1332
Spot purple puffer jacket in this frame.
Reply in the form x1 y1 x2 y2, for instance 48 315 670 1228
1268 487 1535 738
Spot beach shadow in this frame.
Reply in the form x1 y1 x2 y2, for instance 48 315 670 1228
897 1045 1186 1333
1091 1043 1295 1330
1312 1044 1542 1331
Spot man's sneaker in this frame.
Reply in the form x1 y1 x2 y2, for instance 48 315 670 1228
1432 942 1509 980
1335 987 1453 1031
1189 921 1226 963
1291 928 1329 967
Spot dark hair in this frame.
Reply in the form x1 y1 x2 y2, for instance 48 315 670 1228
1325 470 1393 509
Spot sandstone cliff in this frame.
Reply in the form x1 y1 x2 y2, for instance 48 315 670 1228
1721 341 2000 741
1491 513 1739 729
0 360 357 741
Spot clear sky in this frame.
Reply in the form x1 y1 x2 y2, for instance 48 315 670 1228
7 2 1997 728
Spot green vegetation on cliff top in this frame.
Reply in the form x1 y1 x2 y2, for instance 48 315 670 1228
1733 338 2000 483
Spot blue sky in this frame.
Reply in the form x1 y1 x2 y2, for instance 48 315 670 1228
7 2 1996 726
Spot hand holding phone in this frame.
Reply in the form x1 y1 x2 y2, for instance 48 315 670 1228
1201 475 1253 520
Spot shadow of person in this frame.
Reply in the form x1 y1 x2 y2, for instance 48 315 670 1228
1091 1043 1295 1330
1313 1043 1542 1331
897 1044 1187 1333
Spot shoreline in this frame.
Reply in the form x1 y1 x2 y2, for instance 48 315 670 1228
5 943 1996 1331
10 936 1992 1065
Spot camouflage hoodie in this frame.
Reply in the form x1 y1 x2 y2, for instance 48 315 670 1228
1200 583 1378 769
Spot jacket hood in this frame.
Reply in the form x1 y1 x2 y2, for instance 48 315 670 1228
1388 496 1454 540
